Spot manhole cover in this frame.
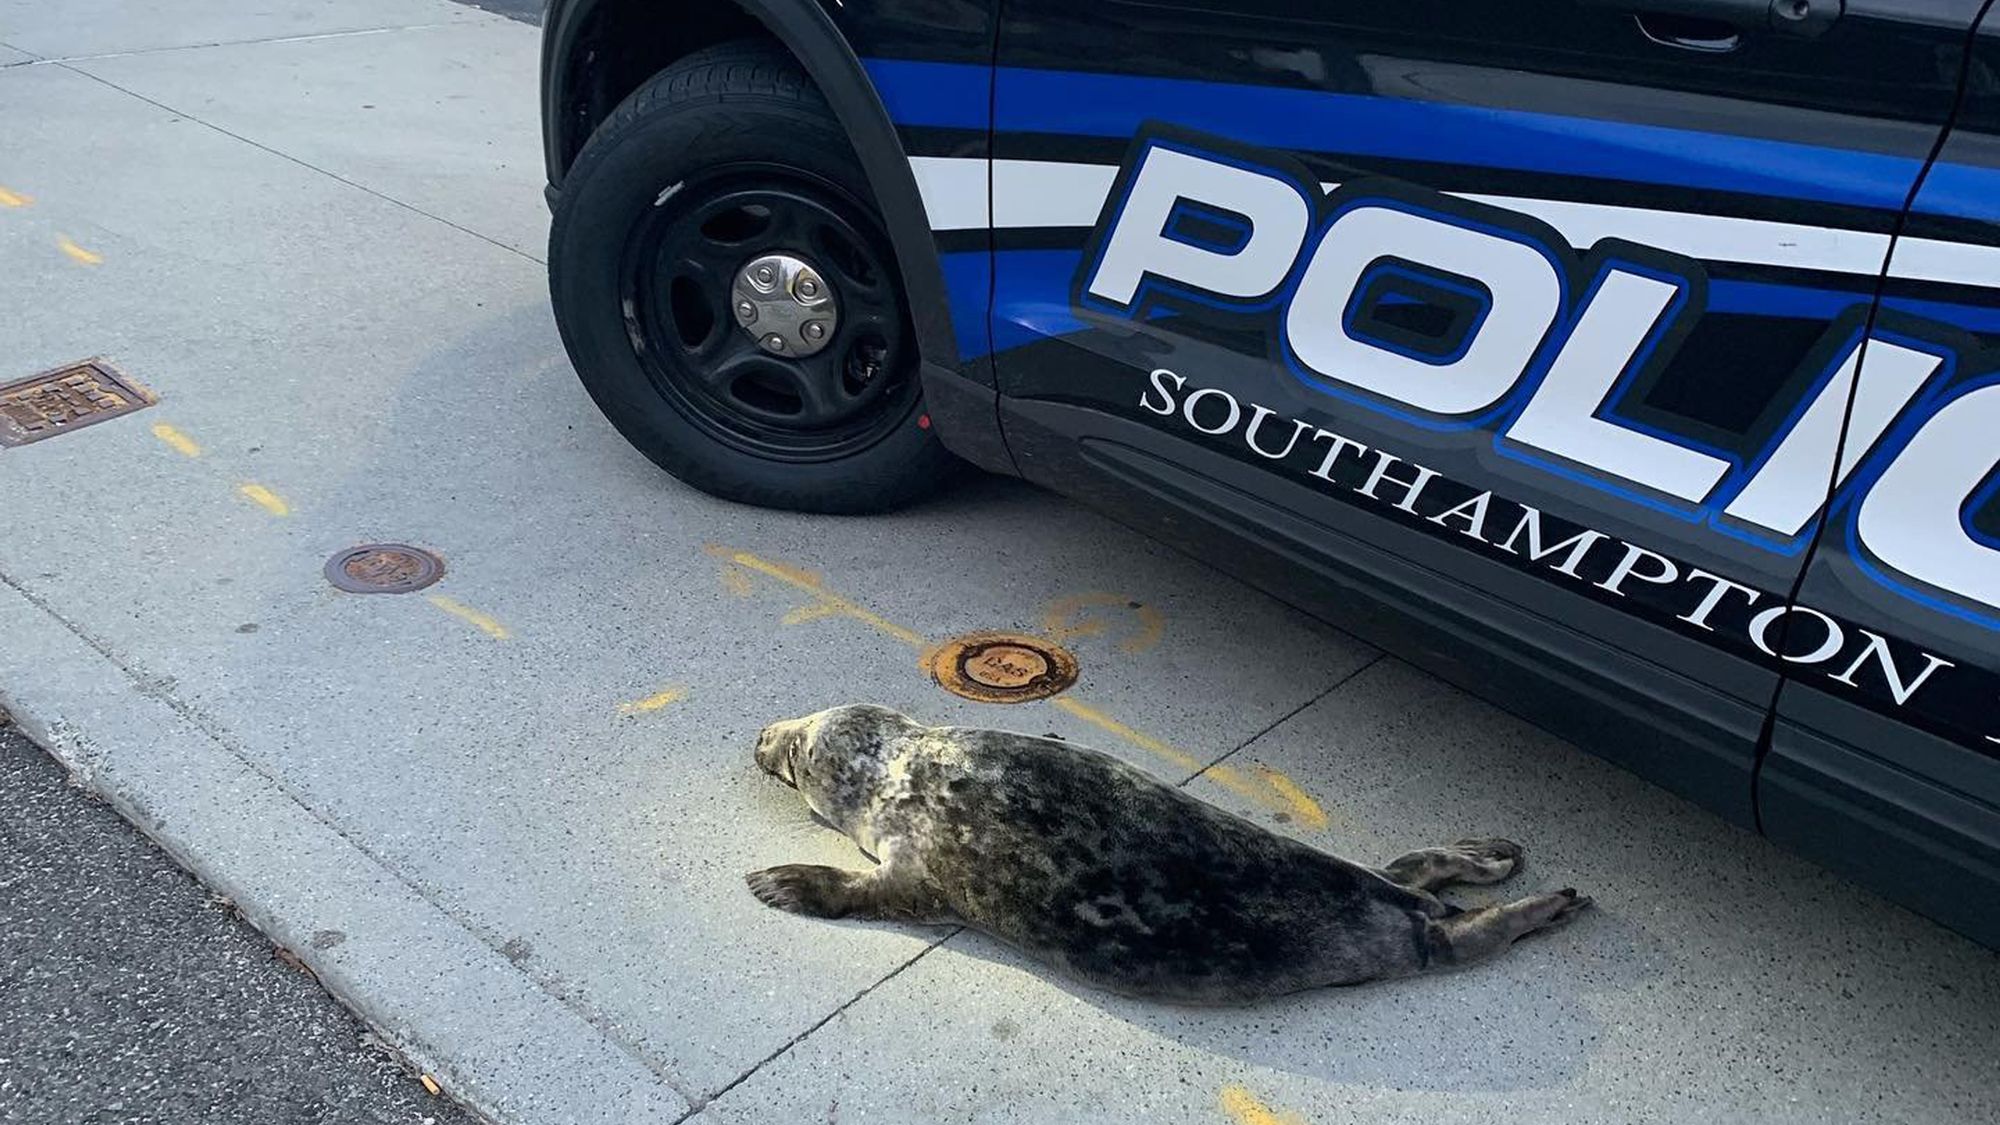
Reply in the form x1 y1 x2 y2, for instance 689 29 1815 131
0 358 155 448
927 632 1079 704
324 544 445 594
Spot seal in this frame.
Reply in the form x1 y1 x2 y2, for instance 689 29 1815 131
748 704 1590 1004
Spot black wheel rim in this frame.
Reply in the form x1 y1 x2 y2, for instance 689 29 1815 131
618 165 918 463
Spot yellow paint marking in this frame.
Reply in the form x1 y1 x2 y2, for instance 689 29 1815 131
781 597 851 627
1053 697 1207 774
237 483 289 516
56 235 102 265
720 565 754 597
619 686 686 714
1052 699 1327 827
1254 765 1330 831
1218 1084 1306 1125
1054 701 1259 805
1042 592 1166 655
427 595 510 640
708 545 926 648
0 186 32 208
150 423 202 458
705 545 821 589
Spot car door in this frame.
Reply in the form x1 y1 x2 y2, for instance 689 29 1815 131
1760 1 2000 945
982 0 1985 823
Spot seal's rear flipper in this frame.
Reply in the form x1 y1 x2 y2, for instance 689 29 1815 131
1379 838 1525 892
1424 888 1591 968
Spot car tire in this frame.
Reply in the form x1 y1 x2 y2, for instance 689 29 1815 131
548 40 960 513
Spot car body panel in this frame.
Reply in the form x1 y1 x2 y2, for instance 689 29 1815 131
936 0 1978 829
1763 1 2000 942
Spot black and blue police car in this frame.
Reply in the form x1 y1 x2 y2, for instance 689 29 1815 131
540 0 2000 946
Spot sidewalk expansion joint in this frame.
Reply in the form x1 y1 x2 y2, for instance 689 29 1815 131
9 23 470 67
673 927 964 1121
0 567 693 1105
58 62 545 268
1179 650 1385 787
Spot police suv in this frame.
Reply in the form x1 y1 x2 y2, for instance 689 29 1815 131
541 0 2000 945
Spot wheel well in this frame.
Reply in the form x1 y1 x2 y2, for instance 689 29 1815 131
547 0 971 387
553 0 771 176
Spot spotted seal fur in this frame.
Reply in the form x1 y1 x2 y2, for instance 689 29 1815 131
748 704 1590 1003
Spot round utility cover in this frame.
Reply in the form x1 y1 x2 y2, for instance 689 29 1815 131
324 544 445 594
927 632 1079 704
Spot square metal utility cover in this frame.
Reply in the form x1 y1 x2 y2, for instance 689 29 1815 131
0 359 155 448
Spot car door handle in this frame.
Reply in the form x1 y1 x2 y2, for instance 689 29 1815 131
1583 0 1844 51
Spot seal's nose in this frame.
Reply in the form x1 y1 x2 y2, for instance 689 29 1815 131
754 723 779 773
754 721 796 785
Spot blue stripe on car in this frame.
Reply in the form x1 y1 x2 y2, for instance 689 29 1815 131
866 60 1921 210
865 59 2000 222
861 58 991 132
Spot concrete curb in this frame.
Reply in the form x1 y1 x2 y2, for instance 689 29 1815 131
0 578 691 1125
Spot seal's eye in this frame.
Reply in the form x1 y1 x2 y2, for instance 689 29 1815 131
755 722 805 787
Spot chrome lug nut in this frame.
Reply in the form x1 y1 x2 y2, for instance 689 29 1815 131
802 321 826 341
795 277 820 300
761 333 788 353
753 264 776 288
735 299 757 323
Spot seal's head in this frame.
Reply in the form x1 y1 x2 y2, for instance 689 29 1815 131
755 704 923 828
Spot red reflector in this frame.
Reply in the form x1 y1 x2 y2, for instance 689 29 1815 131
918 413 932 430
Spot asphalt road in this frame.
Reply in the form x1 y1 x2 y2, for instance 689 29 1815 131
0 720 475 1125
455 0 541 23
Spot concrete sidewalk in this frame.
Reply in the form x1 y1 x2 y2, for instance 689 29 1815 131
1 3 1994 1123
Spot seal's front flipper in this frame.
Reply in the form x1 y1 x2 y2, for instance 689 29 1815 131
746 864 868 917
745 863 956 924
